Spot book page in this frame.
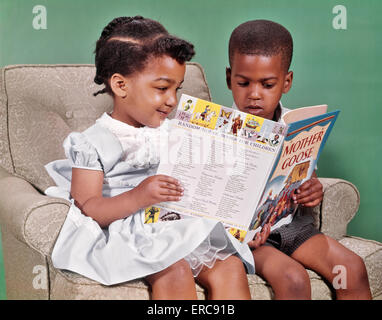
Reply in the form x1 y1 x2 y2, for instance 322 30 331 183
156 94 287 231
282 104 327 124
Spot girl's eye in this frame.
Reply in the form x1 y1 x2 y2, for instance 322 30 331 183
176 86 183 92
157 87 168 92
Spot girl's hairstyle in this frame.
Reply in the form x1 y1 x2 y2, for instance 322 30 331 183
93 16 195 96
228 19 293 72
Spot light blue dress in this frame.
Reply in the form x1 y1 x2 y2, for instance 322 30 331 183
45 113 254 285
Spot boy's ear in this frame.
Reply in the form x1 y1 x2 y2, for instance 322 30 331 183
283 71 293 94
226 67 232 90
110 73 128 98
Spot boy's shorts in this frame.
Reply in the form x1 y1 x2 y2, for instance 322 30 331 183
264 212 322 256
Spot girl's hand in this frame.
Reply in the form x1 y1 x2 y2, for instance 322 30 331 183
247 223 271 250
292 176 323 207
133 175 184 209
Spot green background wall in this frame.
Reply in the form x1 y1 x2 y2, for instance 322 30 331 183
0 0 381 299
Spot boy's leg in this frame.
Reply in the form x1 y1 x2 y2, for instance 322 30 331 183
291 234 372 299
196 255 251 300
145 259 197 300
253 245 311 299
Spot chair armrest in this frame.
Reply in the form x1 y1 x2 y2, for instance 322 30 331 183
0 167 70 256
318 178 360 239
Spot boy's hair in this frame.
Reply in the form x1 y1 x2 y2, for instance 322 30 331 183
94 16 195 96
228 20 293 72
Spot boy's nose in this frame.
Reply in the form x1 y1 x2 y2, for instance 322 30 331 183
248 84 261 100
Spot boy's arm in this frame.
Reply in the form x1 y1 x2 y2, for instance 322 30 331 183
292 172 323 207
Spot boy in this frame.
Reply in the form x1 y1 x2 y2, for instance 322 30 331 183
226 20 371 299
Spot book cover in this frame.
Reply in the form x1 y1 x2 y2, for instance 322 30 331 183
244 109 339 242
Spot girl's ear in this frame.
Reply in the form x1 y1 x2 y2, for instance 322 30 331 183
283 71 293 94
110 73 128 98
226 67 232 90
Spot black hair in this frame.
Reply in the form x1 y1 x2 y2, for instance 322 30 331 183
228 20 293 72
93 16 195 96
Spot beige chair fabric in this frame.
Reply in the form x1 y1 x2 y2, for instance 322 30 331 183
0 64 380 300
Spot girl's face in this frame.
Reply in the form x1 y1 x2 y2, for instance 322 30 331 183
110 55 185 128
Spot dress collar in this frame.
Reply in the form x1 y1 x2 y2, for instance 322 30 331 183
96 112 169 135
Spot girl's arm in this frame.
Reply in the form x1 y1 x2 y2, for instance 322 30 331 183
71 168 184 228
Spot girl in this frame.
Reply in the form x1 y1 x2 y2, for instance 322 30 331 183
45 16 256 300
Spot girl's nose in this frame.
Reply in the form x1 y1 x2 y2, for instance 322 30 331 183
166 91 178 108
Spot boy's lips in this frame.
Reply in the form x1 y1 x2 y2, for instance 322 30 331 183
244 105 263 115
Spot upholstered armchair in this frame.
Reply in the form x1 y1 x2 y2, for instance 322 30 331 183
0 64 381 299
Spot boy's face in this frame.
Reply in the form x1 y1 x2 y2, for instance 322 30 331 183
226 52 293 120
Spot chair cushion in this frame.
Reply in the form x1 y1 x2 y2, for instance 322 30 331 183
51 266 333 300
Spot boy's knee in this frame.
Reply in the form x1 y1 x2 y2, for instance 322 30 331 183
280 266 310 294
334 253 369 287
330 252 371 298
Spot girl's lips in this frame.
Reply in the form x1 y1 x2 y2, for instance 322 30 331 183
157 110 169 118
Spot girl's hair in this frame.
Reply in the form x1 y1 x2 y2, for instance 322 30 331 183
93 16 195 96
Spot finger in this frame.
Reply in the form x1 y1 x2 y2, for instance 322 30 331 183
295 191 323 206
158 195 182 202
247 240 257 249
259 225 270 245
261 224 271 244
294 189 322 203
294 182 322 200
248 233 262 249
159 181 184 192
297 178 322 192
159 188 184 197
156 175 181 186
300 198 323 207
296 179 313 192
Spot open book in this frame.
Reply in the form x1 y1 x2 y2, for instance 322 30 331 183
145 94 339 242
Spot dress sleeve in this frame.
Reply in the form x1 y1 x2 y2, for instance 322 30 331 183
63 132 103 171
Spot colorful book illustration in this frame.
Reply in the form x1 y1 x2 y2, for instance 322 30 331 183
145 94 339 243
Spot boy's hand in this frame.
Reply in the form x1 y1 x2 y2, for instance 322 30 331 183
292 176 323 207
134 175 184 209
247 223 271 250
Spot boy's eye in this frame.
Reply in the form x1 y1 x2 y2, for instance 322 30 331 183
156 87 168 92
263 83 275 89
176 86 183 92
237 81 249 87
